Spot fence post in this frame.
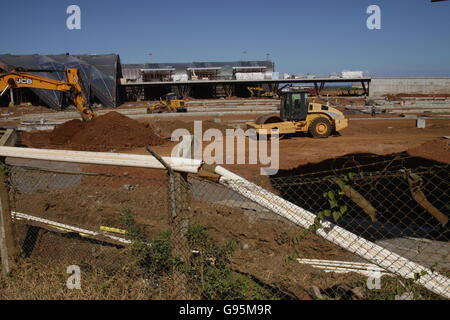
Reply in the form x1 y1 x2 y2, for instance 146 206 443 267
0 129 18 274
172 170 192 263
146 146 192 298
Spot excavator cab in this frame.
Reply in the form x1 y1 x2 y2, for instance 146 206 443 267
280 89 309 121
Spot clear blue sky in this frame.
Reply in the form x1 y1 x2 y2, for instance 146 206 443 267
1 0 449 76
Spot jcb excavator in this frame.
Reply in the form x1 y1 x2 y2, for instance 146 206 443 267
0 68 95 121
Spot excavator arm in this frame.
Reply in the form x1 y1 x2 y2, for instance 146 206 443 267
0 68 96 121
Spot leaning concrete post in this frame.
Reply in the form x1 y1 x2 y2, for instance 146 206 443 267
147 146 192 298
0 129 18 274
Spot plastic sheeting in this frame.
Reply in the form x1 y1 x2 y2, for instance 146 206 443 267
74 54 122 107
0 54 66 109
341 71 364 79
0 54 122 109
235 72 265 80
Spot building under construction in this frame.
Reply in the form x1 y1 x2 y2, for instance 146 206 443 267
121 60 277 100
0 54 374 108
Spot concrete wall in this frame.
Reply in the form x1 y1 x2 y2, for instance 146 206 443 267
369 78 450 97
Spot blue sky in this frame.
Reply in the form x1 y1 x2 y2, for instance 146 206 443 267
1 0 449 76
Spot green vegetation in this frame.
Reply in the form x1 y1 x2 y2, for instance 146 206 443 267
186 224 275 299
119 209 277 300
292 172 356 245
119 208 175 278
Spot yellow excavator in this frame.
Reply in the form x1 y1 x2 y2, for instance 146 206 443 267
247 86 276 98
246 88 348 138
0 68 95 121
147 92 187 114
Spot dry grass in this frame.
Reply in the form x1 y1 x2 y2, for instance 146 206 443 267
0 259 174 300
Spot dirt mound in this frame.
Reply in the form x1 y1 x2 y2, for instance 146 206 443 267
49 119 85 145
22 112 165 151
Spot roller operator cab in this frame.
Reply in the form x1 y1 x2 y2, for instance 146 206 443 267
246 89 348 138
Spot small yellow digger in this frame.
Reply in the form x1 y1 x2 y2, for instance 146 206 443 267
246 88 348 138
147 92 187 114
247 86 276 98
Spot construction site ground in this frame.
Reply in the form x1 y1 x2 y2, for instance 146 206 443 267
1 97 450 300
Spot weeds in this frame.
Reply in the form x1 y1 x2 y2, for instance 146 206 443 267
353 274 442 300
119 211 277 300
119 208 173 278
186 224 276 300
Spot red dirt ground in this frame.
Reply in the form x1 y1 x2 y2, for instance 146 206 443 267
17 113 450 181
408 138 450 164
137 118 450 182
8 107 450 299
12 177 360 299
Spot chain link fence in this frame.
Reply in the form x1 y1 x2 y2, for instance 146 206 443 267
262 158 450 300
0 155 449 300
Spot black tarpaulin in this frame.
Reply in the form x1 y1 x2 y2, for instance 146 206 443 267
74 54 122 107
0 54 66 109
47 55 92 106
0 53 121 109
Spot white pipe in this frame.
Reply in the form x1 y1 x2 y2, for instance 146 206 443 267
12 211 130 245
297 258 389 270
0 146 202 173
296 259 392 276
313 267 392 277
214 165 450 298
12 211 202 253
0 84 10 97
309 265 386 273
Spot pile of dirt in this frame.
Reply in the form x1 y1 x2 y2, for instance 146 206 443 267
407 138 450 164
22 112 165 151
